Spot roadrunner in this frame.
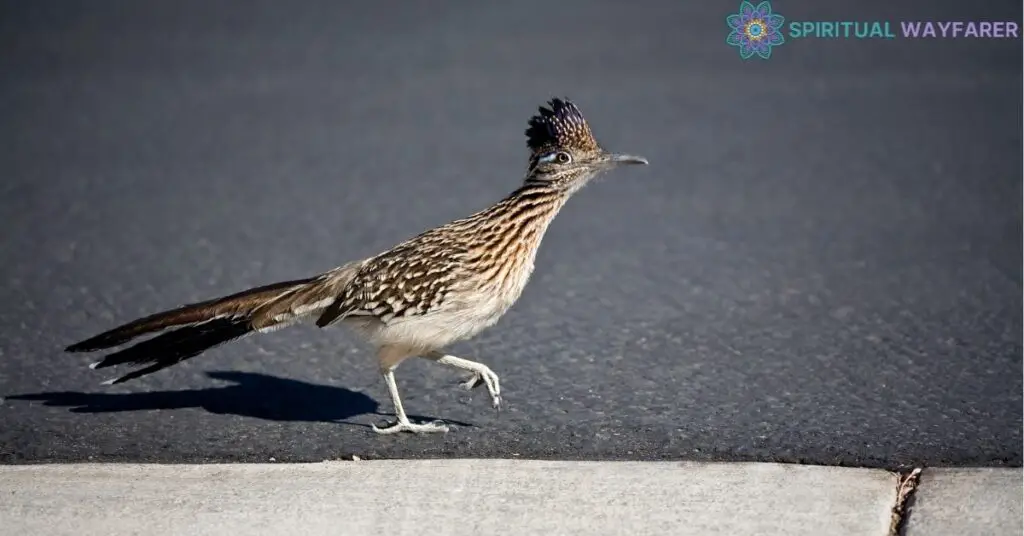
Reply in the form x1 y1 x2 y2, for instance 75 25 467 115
66 98 648 434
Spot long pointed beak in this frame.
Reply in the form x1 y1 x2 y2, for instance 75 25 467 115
609 153 649 166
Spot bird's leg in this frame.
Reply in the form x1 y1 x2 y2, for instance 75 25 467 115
423 351 501 409
372 365 449 435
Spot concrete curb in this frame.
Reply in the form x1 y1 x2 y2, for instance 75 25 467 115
904 468 1023 536
0 461 1019 536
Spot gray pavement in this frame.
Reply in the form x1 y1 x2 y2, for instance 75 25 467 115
0 0 1021 467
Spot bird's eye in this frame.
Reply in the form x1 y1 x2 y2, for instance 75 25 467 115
555 152 572 164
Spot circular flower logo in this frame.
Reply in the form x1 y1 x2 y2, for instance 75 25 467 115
727 1 786 59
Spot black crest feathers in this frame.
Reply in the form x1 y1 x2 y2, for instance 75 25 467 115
525 98 600 155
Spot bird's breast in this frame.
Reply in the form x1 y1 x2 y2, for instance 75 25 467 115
473 230 543 316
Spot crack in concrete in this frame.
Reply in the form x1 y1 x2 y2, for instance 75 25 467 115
890 467 923 536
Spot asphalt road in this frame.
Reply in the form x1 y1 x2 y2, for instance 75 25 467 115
1 0 1020 468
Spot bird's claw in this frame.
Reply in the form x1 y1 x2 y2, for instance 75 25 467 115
460 368 501 410
371 419 450 435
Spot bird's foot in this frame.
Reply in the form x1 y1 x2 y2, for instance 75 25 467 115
460 367 501 409
372 419 450 435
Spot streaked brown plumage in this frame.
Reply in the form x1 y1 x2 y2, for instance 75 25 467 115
66 97 648 434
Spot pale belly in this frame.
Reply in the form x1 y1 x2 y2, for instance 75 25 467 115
342 263 533 351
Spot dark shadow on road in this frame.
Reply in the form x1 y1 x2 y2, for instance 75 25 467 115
7 371 472 427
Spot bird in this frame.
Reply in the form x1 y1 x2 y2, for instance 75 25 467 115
65 97 648 434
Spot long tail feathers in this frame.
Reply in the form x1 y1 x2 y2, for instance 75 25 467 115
66 278 315 353
93 317 253 384
66 277 323 385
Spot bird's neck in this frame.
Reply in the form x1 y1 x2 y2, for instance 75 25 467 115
451 182 571 269
486 182 572 236
453 182 570 294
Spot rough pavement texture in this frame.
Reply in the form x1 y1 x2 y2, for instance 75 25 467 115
0 1 1020 466
904 468 1024 536
0 461 897 536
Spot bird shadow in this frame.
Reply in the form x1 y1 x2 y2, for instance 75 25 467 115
7 370 471 428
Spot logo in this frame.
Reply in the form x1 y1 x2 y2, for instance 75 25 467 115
726 2 1018 59
726 1 786 59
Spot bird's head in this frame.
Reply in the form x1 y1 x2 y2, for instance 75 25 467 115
524 97 647 192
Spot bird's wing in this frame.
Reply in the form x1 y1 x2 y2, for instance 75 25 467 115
315 239 467 328
248 261 363 331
